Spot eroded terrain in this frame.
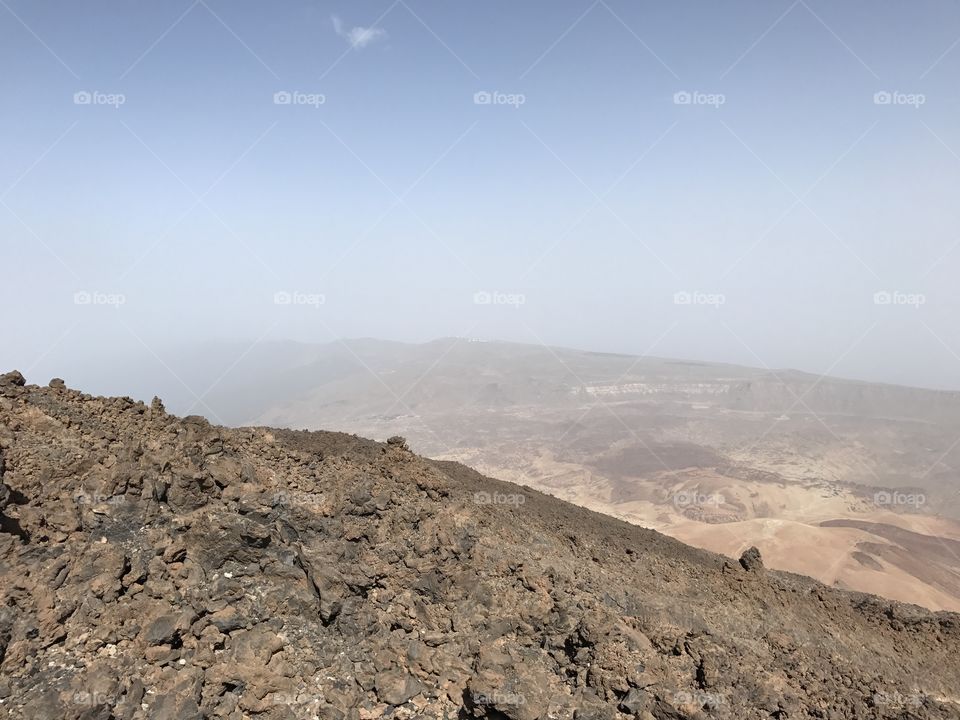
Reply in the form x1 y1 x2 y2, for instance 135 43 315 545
239 340 960 612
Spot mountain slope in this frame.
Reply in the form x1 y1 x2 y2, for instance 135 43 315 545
1 370 959 719
215 338 960 613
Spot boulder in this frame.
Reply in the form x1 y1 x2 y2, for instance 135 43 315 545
0 370 25 387
739 546 764 572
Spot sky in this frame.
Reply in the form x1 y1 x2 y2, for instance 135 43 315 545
2 0 960 392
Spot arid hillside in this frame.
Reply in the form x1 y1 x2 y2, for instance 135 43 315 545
145 339 960 613
1 369 960 719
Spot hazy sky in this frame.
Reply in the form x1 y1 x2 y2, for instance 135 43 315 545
3 1 960 391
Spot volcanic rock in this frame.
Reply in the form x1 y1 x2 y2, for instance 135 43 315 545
739 545 764 572
0 375 958 718
0 371 24 387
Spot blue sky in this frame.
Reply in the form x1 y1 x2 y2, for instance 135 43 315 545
3 0 960 390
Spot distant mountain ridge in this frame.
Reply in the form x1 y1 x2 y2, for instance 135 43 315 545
56 338 960 427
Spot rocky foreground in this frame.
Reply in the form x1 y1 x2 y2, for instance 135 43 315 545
0 371 959 719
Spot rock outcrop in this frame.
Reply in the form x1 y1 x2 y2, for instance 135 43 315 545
738 546 764 572
0 373 959 719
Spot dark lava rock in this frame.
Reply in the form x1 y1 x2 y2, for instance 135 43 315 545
617 687 650 714
739 546 764 572
374 670 423 705
0 370 25 387
387 435 409 450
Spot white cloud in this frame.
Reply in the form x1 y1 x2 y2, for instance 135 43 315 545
332 15 387 49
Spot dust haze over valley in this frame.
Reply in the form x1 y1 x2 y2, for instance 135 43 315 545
60 337 960 614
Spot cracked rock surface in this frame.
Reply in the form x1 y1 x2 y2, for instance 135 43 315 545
0 372 959 719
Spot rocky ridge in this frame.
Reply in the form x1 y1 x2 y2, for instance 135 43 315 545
0 370 959 719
